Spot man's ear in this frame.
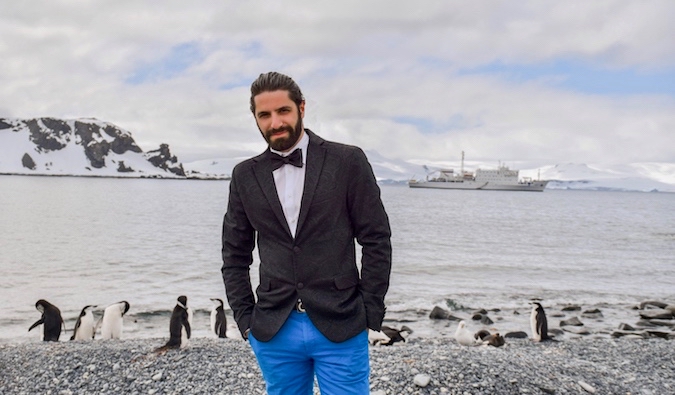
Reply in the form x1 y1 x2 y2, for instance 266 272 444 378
299 100 306 119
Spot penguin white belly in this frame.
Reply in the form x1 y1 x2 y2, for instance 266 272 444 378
74 313 95 340
101 309 123 339
530 309 540 341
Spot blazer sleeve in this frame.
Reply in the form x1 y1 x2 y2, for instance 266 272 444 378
221 167 256 337
347 148 392 331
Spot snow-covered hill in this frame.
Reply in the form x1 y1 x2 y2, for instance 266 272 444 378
0 117 225 179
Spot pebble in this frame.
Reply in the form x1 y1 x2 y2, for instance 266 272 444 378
414 373 431 387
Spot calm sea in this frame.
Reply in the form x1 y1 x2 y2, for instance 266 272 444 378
1 175 673 342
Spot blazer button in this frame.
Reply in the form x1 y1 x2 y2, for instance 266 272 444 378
297 282 304 289
293 246 301 253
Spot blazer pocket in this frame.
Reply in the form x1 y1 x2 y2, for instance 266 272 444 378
334 275 358 290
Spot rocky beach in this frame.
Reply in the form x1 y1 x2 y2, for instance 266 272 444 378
1 336 673 394
2 299 674 394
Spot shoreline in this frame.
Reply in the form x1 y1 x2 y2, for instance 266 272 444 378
4 299 674 345
1 337 672 394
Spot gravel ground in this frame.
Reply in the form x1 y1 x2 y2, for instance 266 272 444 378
0 337 672 394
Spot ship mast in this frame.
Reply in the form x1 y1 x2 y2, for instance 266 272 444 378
461 150 464 176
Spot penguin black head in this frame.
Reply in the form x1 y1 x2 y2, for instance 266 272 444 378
120 301 130 316
35 299 50 313
210 298 224 307
177 295 188 306
79 305 97 317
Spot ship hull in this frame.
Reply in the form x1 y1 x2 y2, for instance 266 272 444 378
408 180 548 192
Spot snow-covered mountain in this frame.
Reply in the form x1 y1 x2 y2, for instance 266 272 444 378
2 117 673 192
0 117 224 179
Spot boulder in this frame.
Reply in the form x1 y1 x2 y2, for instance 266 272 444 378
504 331 528 339
611 329 648 339
638 301 668 309
645 319 675 328
562 326 591 335
582 309 603 319
560 317 584 327
639 309 673 320
429 306 449 320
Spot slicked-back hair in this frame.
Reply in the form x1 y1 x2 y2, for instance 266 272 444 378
250 72 304 114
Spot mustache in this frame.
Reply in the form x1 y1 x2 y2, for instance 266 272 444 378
267 125 294 135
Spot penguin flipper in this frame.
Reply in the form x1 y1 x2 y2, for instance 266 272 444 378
28 318 44 332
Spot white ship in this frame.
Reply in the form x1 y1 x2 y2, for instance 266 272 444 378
408 152 548 192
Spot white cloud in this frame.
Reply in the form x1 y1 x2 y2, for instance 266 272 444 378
1 0 673 164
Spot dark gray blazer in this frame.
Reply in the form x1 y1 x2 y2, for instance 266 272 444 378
221 129 392 343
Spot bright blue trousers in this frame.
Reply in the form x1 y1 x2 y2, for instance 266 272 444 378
249 311 370 395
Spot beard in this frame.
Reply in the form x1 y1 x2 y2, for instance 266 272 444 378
260 113 304 152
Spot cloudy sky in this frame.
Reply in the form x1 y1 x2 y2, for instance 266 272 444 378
2 1 674 167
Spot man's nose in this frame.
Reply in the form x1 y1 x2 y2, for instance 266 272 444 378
271 113 284 129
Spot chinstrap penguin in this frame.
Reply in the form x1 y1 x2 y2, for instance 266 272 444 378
100 301 130 339
28 299 64 342
71 305 97 341
210 298 227 338
155 295 191 352
530 302 555 342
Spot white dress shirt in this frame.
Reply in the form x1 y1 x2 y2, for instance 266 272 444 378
270 131 309 238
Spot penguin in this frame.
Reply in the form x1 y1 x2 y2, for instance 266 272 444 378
454 320 480 346
71 305 97 341
530 302 555 342
155 295 191 352
210 298 227 338
100 301 130 339
28 299 64 342
370 325 413 346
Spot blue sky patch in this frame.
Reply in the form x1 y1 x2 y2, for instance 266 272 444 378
125 42 203 85
459 60 675 96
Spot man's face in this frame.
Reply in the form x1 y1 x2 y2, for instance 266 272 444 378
253 90 305 152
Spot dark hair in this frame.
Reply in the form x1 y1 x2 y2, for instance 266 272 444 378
250 72 304 114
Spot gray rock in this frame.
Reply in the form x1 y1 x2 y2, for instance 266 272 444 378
638 301 668 309
429 306 449 320
560 317 584 326
639 309 673 320
504 331 529 339
21 153 36 170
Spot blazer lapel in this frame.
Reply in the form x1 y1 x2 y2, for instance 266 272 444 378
253 150 293 238
296 130 326 237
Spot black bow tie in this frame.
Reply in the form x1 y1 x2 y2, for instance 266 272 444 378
270 148 303 170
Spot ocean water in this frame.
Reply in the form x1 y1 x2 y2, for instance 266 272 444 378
1 175 674 342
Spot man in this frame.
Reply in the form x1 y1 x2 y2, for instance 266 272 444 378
221 71 392 394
